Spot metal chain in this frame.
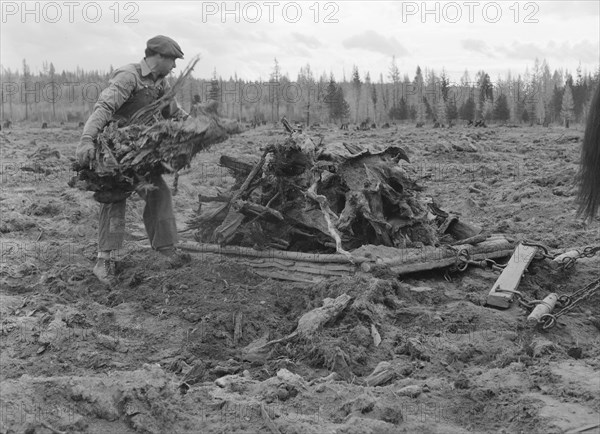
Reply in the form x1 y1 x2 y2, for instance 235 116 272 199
539 277 600 329
454 248 507 273
558 246 600 270
520 240 556 260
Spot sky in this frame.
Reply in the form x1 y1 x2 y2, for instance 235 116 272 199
1 1 599 84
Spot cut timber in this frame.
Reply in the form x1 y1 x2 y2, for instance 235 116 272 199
551 250 581 269
486 243 539 309
447 219 482 240
234 200 284 221
527 293 558 325
179 235 515 282
213 150 268 244
363 361 395 387
219 154 255 177
178 241 368 263
356 235 515 275
296 293 353 337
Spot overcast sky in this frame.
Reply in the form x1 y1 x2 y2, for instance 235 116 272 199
1 1 599 83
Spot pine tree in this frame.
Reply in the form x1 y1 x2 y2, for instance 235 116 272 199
561 82 574 127
49 62 56 119
436 97 447 125
460 96 475 120
268 58 281 122
416 97 426 124
446 97 459 122
370 79 378 123
413 66 424 118
352 66 361 122
325 75 350 122
493 94 510 121
22 59 31 120
209 69 220 101
388 56 400 108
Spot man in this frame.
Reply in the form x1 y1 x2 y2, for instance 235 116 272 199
576 85 600 221
76 35 188 285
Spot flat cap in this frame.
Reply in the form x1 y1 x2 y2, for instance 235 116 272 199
146 35 184 59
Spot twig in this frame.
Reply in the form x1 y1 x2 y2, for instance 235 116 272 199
261 404 282 434
40 421 67 434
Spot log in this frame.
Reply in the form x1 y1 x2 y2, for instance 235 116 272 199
179 236 515 281
369 236 514 274
213 150 268 244
242 293 354 360
527 293 558 326
251 270 324 283
198 194 231 203
448 219 482 240
237 258 355 273
178 241 368 263
219 154 256 176
234 200 284 221
295 293 353 337
451 232 490 246
306 181 351 258
214 211 245 244
363 361 396 387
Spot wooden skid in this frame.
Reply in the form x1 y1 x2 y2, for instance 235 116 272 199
179 235 515 282
485 243 539 308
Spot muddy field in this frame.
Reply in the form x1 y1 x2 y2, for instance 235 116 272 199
1 121 599 434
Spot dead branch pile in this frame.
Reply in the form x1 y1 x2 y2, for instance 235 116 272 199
188 127 447 254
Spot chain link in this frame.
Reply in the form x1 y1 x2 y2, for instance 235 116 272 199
520 240 556 260
454 248 507 273
539 277 600 330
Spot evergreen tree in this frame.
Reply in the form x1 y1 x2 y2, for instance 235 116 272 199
493 94 510 121
370 79 378 122
561 82 574 127
388 56 400 108
352 65 362 122
476 70 493 119
446 97 459 122
22 59 30 120
416 97 426 124
440 70 450 102
460 96 476 120
209 69 220 101
325 75 349 122
49 62 56 119
435 97 447 125
269 58 281 122
550 84 563 123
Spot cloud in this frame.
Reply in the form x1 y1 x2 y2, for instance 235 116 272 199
291 33 322 49
461 39 494 57
539 1 599 21
495 40 600 63
342 30 408 56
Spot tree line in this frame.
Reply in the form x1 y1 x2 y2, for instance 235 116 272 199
1 57 597 128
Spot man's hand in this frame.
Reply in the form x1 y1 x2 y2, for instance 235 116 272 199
76 136 96 166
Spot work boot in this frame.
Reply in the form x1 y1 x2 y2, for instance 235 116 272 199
93 258 116 286
157 246 178 259
157 246 191 266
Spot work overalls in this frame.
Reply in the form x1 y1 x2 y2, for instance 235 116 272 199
98 79 178 253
